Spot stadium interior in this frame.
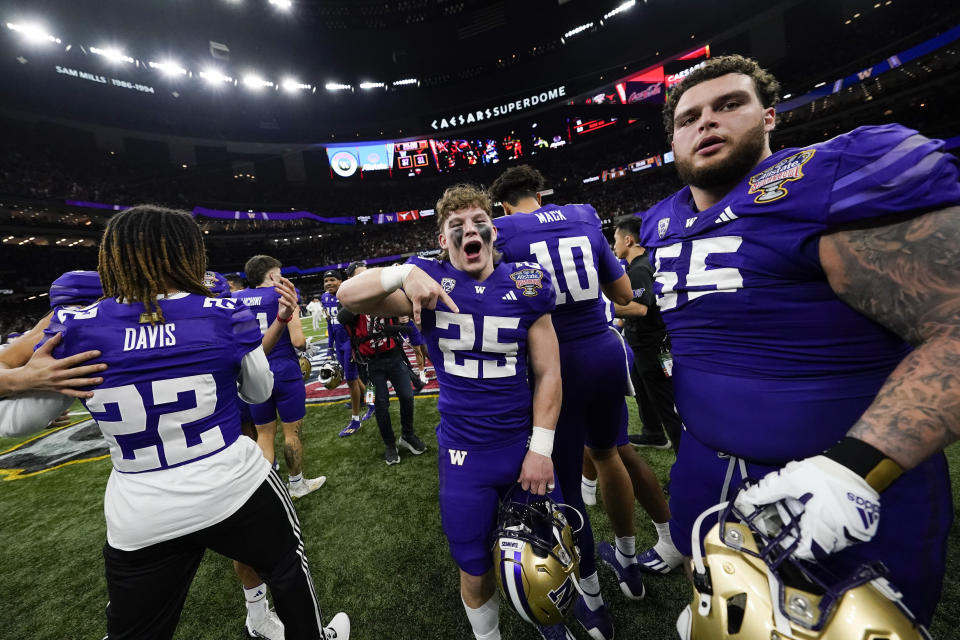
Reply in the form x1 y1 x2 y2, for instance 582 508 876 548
1 0 959 638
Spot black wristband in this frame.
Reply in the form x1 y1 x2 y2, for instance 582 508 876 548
824 437 903 492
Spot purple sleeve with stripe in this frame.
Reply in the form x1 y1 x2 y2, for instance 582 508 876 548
827 124 960 224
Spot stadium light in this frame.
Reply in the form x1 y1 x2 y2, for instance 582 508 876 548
148 60 187 77
564 23 594 39
269 0 293 10
243 73 274 89
604 1 636 19
5 22 61 44
392 78 418 86
325 82 352 91
359 81 384 90
200 68 233 84
90 46 134 64
282 77 311 92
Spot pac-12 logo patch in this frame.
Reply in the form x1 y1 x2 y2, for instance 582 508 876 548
748 149 816 203
657 217 670 239
441 277 456 294
509 268 544 297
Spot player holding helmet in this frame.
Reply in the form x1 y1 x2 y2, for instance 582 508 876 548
338 184 576 640
639 54 960 627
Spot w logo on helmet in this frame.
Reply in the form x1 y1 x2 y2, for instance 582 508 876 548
547 577 577 613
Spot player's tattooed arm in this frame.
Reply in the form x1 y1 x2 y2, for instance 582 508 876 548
819 206 960 469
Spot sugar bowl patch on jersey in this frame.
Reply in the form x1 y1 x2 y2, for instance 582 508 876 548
493 485 582 627
747 149 816 203
509 265 545 297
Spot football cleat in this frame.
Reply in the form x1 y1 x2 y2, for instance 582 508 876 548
679 496 932 640
598 542 645 600
287 476 326 499
322 612 350 639
492 485 583 627
339 419 362 438
635 546 681 575
360 404 376 421
318 359 344 390
572 596 615 640
245 599 284 640
398 434 426 455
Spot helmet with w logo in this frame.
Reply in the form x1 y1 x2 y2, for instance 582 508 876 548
492 485 582 626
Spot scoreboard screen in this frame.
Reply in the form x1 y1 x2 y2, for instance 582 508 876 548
394 140 432 173
571 118 619 136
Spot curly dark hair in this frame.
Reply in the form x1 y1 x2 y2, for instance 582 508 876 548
98 205 210 324
488 165 547 206
662 55 780 138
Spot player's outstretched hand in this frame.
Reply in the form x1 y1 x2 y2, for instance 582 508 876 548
275 277 299 321
734 455 880 561
518 450 554 496
18 333 106 398
402 266 459 325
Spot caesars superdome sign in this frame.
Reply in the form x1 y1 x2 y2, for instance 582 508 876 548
429 85 567 131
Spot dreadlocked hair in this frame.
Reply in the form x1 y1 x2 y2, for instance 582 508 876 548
98 205 211 324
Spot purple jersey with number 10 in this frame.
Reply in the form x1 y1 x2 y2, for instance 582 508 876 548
42 294 263 473
494 203 624 342
406 256 555 446
638 123 960 463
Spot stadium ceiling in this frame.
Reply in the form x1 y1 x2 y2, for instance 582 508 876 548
0 0 944 140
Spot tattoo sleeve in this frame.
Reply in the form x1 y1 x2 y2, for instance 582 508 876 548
819 206 960 469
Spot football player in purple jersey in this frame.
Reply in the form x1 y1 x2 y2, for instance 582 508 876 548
338 185 573 640
1 205 349 640
0 270 105 432
639 54 960 626
490 165 639 639
234 255 326 499
321 269 373 435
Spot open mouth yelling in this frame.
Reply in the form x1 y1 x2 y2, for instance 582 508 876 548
696 135 725 155
463 239 483 261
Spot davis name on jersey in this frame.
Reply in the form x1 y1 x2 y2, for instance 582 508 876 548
406 256 555 444
494 203 624 342
637 124 960 462
43 293 264 473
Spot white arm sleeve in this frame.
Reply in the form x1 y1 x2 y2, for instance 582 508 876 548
238 347 274 405
0 393 73 437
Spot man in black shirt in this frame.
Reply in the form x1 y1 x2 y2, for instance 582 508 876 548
613 217 683 453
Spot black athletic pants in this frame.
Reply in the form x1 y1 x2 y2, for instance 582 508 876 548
629 342 683 453
367 352 415 446
103 471 324 640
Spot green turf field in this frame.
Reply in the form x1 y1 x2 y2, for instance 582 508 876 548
0 314 956 639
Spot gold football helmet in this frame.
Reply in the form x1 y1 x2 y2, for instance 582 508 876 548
679 500 931 640
299 355 312 382
317 358 343 389
492 485 582 626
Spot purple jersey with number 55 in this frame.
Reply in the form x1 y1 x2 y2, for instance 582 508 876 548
494 203 624 343
42 294 263 473
638 124 960 462
406 256 555 446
